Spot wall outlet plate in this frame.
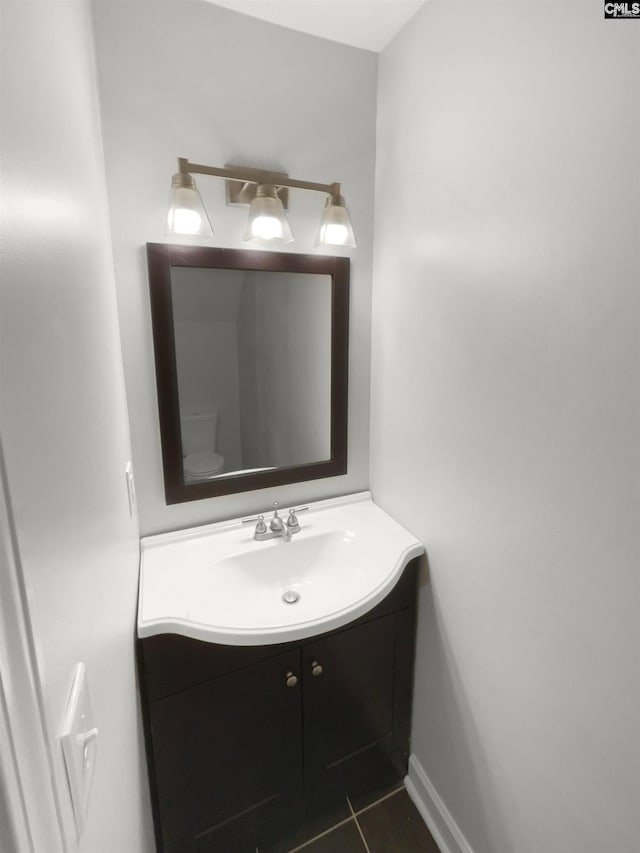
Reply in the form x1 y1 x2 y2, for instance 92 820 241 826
60 663 98 840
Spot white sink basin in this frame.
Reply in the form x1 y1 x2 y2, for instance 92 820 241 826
138 492 424 645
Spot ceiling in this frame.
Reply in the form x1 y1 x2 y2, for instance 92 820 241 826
204 0 426 52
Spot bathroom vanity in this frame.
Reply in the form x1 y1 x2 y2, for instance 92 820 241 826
136 493 424 852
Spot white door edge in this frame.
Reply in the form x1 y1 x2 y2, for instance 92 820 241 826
0 437 66 852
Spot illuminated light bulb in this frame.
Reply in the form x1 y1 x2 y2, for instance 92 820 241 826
168 206 203 234
318 223 349 245
251 215 284 240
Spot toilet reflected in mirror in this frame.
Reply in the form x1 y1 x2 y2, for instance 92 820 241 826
180 410 225 483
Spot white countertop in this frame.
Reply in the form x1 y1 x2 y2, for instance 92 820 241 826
138 491 424 646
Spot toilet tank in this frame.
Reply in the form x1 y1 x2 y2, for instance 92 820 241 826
180 410 218 455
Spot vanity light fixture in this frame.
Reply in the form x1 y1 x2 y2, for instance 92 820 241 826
167 172 214 238
242 184 293 247
166 158 356 249
314 192 356 249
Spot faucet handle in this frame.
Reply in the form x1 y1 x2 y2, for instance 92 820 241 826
242 514 267 534
287 506 309 527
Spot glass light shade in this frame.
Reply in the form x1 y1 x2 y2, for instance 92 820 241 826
167 173 213 237
314 194 356 248
242 185 293 246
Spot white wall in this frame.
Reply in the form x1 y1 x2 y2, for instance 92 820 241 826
371 3 639 853
91 1 377 535
0 2 153 850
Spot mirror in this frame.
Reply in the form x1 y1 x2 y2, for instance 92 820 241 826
147 244 349 502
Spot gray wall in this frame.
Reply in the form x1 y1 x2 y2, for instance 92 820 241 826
0 1 152 849
91 1 378 534
371 3 639 852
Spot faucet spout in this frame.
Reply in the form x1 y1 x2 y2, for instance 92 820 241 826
273 519 293 542
269 504 292 542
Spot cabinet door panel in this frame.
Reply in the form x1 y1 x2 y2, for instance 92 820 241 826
303 614 396 777
150 649 302 852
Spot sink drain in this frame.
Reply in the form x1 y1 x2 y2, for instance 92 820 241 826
282 590 301 605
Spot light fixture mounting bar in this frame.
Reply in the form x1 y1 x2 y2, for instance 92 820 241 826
177 158 341 197
224 164 290 209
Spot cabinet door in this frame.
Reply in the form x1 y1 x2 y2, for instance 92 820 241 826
303 612 402 795
149 649 302 852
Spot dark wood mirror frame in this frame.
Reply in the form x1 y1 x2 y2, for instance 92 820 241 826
147 243 349 503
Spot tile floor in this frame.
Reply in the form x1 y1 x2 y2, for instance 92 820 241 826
260 786 441 853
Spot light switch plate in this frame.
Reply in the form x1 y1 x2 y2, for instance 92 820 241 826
60 663 98 839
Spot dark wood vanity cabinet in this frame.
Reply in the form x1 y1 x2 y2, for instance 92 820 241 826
147 650 303 852
137 559 419 853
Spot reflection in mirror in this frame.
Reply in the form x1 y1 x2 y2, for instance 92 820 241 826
171 268 331 484
146 244 349 503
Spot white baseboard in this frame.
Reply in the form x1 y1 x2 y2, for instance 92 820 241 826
405 754 475 853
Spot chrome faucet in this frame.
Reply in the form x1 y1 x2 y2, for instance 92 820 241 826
242 502 308 542
269 504 290 541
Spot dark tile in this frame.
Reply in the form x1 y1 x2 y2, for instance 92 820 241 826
348 777 405 814
260 797 351 853
293 819 366 853
328 738 407 813
356 789 440 853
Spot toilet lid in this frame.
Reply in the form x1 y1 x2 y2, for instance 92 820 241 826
184 451 224 476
